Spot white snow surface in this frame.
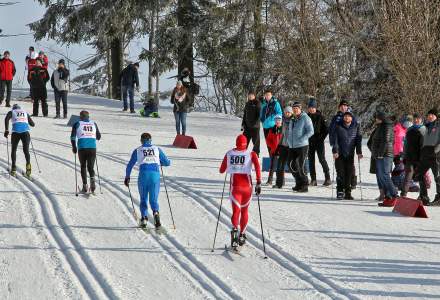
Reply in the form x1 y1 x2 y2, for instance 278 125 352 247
0 91 439 300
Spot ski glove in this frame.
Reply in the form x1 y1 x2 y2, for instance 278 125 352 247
124 177 130 187
255 184 261 195
3 131 9 138
72 146 77 154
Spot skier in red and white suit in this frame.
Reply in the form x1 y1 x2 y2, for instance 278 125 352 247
220 134 262 248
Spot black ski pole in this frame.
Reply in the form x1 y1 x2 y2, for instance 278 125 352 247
256 193 268 259
161 165 176 230
331 158 336 200
358 157 364 201
74 154 78 196
30 139 41 173
6 136 10 178
95 155 103 194
127 184 138 222
211 174 228 252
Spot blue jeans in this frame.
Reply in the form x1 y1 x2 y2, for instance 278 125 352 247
376 157 397 198
122 85 134 111
174 112 187 135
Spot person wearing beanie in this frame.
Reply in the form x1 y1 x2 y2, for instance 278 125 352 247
332 111 363 199
393 114 413 160
0 50 16 107
125 133 171 229
367 111 398 207
260 88 283 154
28 59 50 117
241 91 261 155
273 106 294 188
416 108 440 205
71 111 102 194
4 103 35 178
37 51 49 70
51 58 70 118
120 62 140 113
307 97 331 186
219 134 262 249
264 114 283 185
286 102 314 192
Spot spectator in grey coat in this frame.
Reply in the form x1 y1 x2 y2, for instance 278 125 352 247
51 59 70 118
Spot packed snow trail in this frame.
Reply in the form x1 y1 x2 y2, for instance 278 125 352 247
0 90 439 299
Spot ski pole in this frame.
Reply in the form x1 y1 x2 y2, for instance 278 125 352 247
30 139 41 173
358 157 364 201
211 174 228 252
95 155 103 194
127 184 138 222
257 193 268 259
6 136 10 178
331 158 335 200
74 154 78 196
161 165 176 230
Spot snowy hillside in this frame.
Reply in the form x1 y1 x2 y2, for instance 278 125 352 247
0 92 439 300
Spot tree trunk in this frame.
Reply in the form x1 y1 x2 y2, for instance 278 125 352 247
148 9 154 97
177 0 194 81
106 47 112 99
253 0 264 93
111 37 123 100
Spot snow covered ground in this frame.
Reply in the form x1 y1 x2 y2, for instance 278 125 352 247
0 91 439 299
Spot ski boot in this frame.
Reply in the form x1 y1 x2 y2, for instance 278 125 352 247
90 177 96 193
10 166 17 177
80 184 88 194
153 211 161 228
139 216 148 228
231 228 239 249
238 233 247 246
24 163 32 179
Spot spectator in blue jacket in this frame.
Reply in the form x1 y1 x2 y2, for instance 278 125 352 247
260 87 282 152
332 112 363 199
287 102 314 193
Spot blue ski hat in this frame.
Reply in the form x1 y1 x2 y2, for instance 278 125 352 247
307 98 317 108
275 114 283 121
12 104 20 110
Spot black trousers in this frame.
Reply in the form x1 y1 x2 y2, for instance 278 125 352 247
275 145 289 187
54 90 68 116
78 149 96 185
287 146 309 187
308 142 330 180
243 127 260 156
11 132 31 168
335 156 354 194
32 88 48 116
418 155 440 197
0 80 12 105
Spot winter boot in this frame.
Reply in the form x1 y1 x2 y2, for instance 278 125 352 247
63 113 68 119
310 178 318 186
81 184 88 194
323 173 331 186
230 228 239 249
378 197 397 207
430 194 440 206
264 172 273 186
336 191 344 200
153 211 161 228
10 166 17 177
90 177 96 193
351 175 357 189
344 192 354 200
375 189 385 202
139 216 148 228
53 115 60 119
25 163 32 177
238 233 247 246
296 185 308 193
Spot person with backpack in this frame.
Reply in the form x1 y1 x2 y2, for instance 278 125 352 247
51 59 70 119
0 51 16 107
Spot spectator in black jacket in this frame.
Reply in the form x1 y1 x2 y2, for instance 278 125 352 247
242 91 261 156
170 81 190 135
332 112 363 199
307 98 331 186
28 59 49 117
120 62 139 113
368 111 397 207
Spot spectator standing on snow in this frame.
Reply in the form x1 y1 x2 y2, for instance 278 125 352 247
287 102 314 193
368 111 397 207
29 59 49 117
51 59 70 119
264 115 283 186
332 111 363 200
37 51 49 70
417 108 440 206
120 62 140 113
25 47 37 99
242 91 261 156
307 97 331 186
0 51 16 107
260 87 282 153
170 81 189 135
274 105 293 189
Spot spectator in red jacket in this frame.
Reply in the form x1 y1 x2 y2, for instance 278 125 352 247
264 115 283 185
0 51 16 107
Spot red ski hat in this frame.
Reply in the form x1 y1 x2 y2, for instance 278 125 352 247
236 134 247 150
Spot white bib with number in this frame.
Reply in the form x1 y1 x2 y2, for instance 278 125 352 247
136 146 161 166
226 149 252 174
76 121 96 140
12 109 28 124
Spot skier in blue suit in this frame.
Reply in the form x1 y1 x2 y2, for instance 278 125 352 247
125 132 171 228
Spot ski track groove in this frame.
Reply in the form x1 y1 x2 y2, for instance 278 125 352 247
20 140 240 300
30 137 356 300
0 157 119 300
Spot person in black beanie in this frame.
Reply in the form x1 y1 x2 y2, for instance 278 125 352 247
242 91 261 156
307 97 331 186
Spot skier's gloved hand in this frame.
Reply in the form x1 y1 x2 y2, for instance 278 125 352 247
3 130 9 138
72 146 77 154
124 177 130 187
255 183 262 195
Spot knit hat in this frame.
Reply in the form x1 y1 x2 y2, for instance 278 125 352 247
29 46 34 51
236 134 248 150
292 102 302 109
12 104 20 110
307 98 317 108
58 59 65 65
275 114 283 121
339 100 349 107
375 111 387 121
3 51 10 56
343 111 353 118
427 108 438 117
284 106 293 114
